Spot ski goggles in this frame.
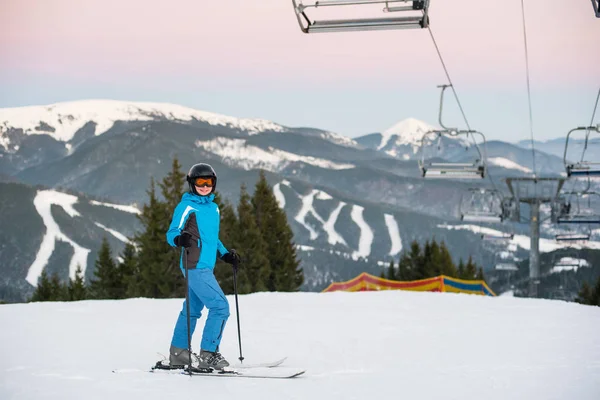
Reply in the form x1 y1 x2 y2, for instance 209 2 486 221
193 177 214 187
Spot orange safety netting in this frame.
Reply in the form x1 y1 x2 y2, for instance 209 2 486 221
322 273 495 296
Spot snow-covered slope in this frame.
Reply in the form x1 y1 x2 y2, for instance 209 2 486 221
195 138 355 172
0 99 286 149
1 292 598 400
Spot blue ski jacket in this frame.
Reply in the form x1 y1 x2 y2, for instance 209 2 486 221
166 192 228 271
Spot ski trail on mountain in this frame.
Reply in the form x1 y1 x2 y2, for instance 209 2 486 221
27 191 90 286
351 205 373 259
323 202 348 246
273 182 287 208
384 214 402 255
93 222 130 243
295 190 325 240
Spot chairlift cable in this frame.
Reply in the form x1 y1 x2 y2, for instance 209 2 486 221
427 25 504 199
519 0 537 178
579 87 600 163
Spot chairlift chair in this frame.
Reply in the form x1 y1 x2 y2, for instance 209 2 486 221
482 232 514 241
494 263 518 271
291 0 430 33
500 197 520 222
563 125 600 177
419 85 488 179
460 188 503 223
554 233 590 241
556 191 600 224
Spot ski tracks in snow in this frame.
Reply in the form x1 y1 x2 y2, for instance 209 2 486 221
278 181 405 259
27 190 91 286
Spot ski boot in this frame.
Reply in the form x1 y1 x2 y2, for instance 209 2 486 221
156 345 212 372
198 349 230 370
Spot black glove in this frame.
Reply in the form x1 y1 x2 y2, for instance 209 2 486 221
174 232 193 248
221 249 241 267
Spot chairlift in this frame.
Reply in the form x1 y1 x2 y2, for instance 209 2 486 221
482 232 514 241
563 125 600 177
556 191 600 224
500 197 520 222
460 188 503 223
555 233 590 241
419 85 488 179
291 0 430 33
494 263 518 271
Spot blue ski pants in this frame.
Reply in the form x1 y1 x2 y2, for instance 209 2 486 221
171 268 230 352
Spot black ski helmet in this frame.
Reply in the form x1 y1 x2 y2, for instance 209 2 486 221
187 163 217 195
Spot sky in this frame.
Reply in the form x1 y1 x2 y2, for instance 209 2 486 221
1 0 599 142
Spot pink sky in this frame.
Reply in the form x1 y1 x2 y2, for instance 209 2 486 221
2 0 598 88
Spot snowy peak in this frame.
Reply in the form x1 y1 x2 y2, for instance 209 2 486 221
378 118 438 150
0 99 286 148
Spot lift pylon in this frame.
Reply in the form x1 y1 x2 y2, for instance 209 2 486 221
291 0 430 33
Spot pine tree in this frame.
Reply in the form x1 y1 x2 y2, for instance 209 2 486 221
408 240 424 280
49 274 67 301
397 253 411 281
457 259 466 279
438 241 457 277
67 265 87 301
213 192 251 295
135 179 181 298
30 270 54 302
464 256 478 280
476 267 486 282
576 282 593 305
118 242 138 298
235 183 270 292
386 259 396 280
251 171 302 291
159 157 186 214
89 236 119 299
158 158 188 298
591 275 600 306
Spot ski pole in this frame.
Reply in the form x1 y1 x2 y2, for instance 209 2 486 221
232 259 244 363
182 243 192 376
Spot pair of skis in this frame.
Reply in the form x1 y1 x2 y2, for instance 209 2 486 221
114 357 306 379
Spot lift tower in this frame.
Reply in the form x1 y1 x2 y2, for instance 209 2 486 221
504 177 566 297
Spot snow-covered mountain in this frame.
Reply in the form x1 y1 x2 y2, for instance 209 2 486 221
0 99 287 151
355 117 440 159
0 99 594 302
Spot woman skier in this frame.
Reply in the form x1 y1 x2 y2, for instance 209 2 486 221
166 163 240 370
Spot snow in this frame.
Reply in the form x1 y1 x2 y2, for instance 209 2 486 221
438 223 600 252
384 214 402 255
322 202 348 246
90 200 141 215
94 222 131 243
0 99 286 148
350 205 373 259
27 190 91 286
294 190 326 240
272 183 286 208
378 117 438 150
1 292 599 400
319 131 359 148
196 138 355 171
488 157 532 173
